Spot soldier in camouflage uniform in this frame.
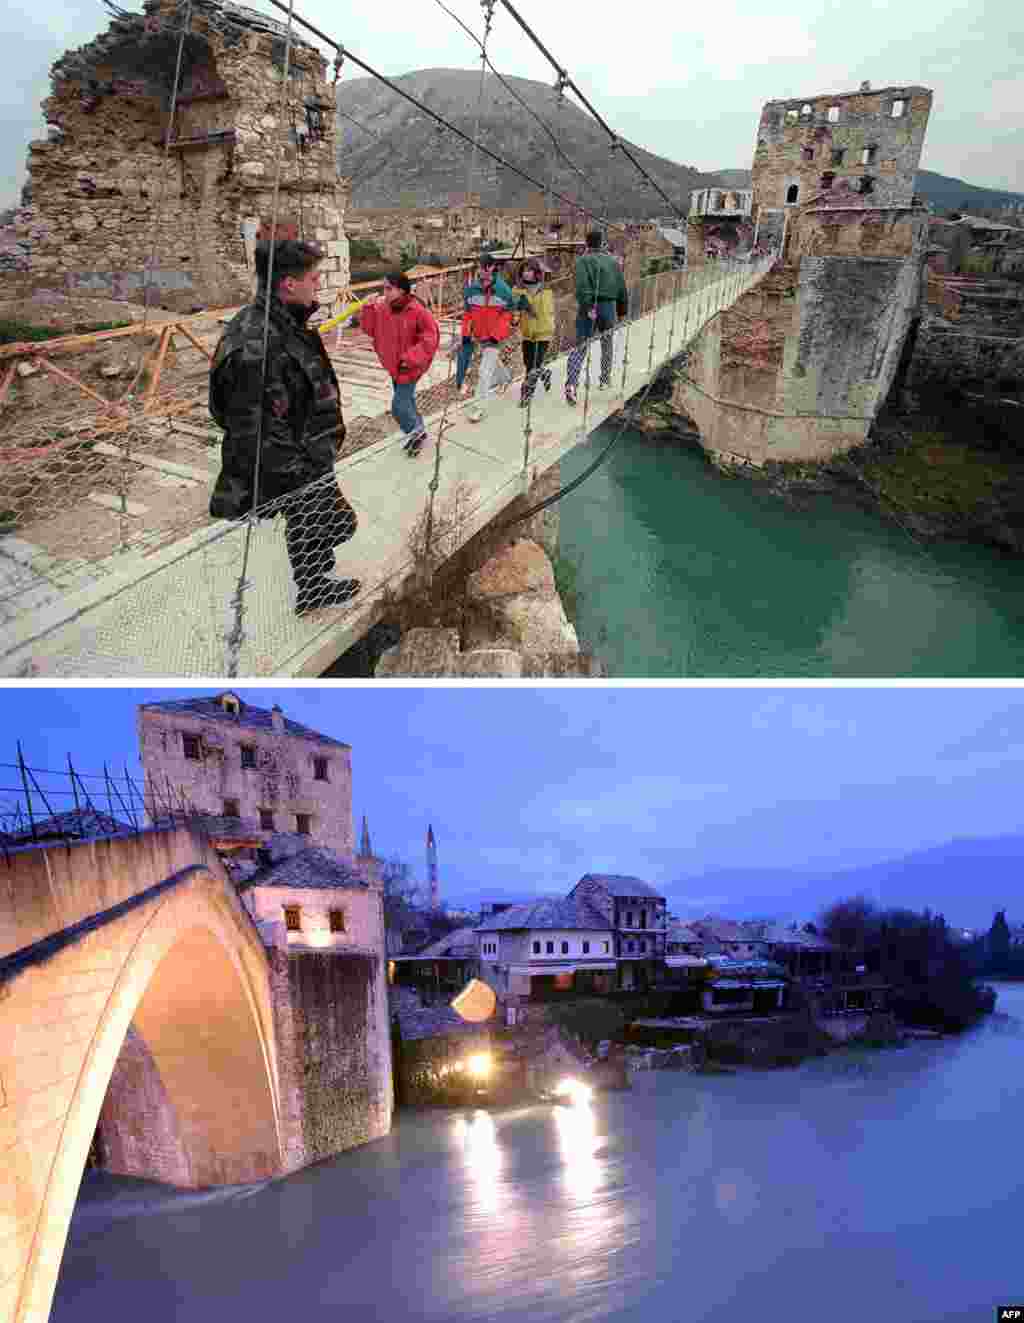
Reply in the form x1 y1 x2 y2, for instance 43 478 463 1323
209 239 359 615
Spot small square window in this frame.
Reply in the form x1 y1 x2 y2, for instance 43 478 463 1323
223 798 240 818
640 940 647 954
296 813 311 835
827 105 840 123
862 145 878 165
313 757 329 782
284 905 302 932
561 941 569 954
533 940 541 954
241 744 256 769
603 941 610 953
800 103 812 117
329 908 346 933
546 941 554 954
182 733 201 760
582 941 590 954
259 808 274 830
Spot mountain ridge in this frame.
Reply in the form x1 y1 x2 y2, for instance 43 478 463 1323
336 69 726 216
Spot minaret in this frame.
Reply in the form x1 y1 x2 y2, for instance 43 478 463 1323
427 824 439 910
359 815 372 859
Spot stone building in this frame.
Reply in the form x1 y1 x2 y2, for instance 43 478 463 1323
675 80 934 465
15 0 349 309
137 690 354 857
476 896 616 1003
567 873 668 991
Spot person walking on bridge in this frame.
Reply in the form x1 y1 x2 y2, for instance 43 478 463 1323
352 271 440 458
512 259 554 407
209 238 360 617
565 229 629 406
454 253 516 396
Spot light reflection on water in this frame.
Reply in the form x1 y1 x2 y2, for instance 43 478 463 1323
54 986 1024 1323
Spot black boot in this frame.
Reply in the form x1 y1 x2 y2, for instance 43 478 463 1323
296 577 361 615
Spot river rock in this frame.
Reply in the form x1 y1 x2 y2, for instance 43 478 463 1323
466 538 555 598
375 627 460 677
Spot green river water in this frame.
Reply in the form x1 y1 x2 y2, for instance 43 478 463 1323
557 426 1024 677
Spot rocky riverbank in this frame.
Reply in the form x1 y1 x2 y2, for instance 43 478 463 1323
629 370 1024 557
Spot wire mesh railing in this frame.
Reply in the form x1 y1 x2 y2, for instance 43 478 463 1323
0 741 216 856
0 254 775 678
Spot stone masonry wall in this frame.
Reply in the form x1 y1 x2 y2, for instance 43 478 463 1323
247 882 381 953
138 706 354 857
15 0 348 310
268 943 392 1171
906 326 1024 391
95 1025 192 1185
751 85 932 216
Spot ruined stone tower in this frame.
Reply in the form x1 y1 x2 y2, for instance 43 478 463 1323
677 82 933 465
16 0 350 310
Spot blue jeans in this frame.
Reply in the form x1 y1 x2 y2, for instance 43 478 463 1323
391 380 424 437
455 337 474 389
566 300 617 390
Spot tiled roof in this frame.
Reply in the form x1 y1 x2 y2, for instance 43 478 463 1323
477 895 610 932
1 807 134 843
666 921 702 945
577 873 665 899
242 845 368 891
408 927 480 959
139 695 349 748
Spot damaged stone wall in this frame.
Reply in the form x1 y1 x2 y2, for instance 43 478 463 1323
752 84 932 217
15 0 349 311
673 87 931 468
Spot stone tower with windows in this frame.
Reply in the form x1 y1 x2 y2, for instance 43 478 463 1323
137 691 354 858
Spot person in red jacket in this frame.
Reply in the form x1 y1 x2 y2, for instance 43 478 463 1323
354 271 440 456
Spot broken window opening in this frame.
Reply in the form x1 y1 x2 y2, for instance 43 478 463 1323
862 145 878 165
801 146 814 162
296 813 312 835
240 744 256 769
821 172 835 190
859 176 875 194
827 105 840 122
259 808 274 830
891 99 905 118
223 798 240 818
786 184 800 204
313 756 329 782
182 733 201 761
832 148 846 165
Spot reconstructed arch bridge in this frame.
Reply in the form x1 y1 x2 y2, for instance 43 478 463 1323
0 825 282 1323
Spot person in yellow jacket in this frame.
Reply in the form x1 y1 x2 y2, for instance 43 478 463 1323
512 259 555 407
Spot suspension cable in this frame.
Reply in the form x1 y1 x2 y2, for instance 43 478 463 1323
496 0 689 224
430 0 614 233
258 0 639 239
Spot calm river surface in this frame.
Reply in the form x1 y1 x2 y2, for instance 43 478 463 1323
56 983 1022 1323
558 428 1024 677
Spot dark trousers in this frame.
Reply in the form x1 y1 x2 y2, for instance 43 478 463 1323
566 299 617 389
521 340 551 400
282 478 357 592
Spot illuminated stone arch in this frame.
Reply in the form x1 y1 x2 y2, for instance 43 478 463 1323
4 865 282 1323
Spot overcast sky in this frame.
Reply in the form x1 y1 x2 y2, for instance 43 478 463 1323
3 685 1022 917
4 0 1023 208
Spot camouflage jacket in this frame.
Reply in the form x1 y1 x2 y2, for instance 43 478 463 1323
208 291 345 518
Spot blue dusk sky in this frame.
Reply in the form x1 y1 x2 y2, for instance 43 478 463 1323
1 685 1021 926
